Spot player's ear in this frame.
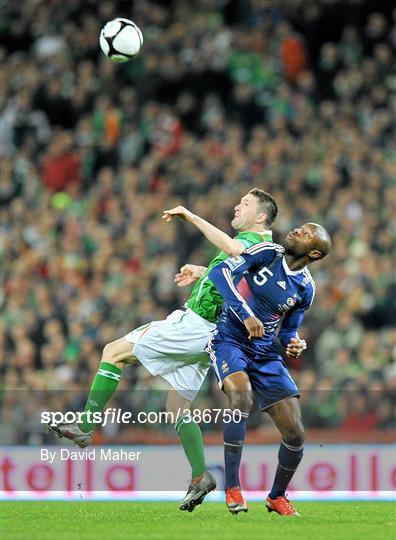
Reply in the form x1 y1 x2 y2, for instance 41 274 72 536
309 249 322 261
255 212 267 225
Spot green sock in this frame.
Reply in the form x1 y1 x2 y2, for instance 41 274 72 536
175 416 206 478
80 362 122 433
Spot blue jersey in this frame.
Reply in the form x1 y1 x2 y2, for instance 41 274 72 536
208 242 315 359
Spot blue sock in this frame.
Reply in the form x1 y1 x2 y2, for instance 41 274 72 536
223 412 249 489
269 440 304 499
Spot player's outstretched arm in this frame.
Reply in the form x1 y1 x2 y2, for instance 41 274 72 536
162 205 245 257
208 258 256 323
208 262 264 339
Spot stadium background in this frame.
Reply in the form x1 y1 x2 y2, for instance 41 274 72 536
1 0 395 473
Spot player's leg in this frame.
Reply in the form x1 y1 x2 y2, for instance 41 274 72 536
223 373 253 487
47 336 139 445
266 396 304 516
167 390 207 479
132 309 217 510
136 309 216 498
167 390 216 511
48 309 213 448
247 358 302 515
208 332 253 513
78 337 139 433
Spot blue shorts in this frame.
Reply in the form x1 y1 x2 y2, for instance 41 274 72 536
207 330 299 410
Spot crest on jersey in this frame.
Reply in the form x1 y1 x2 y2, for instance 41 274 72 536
221 360 229 373
278 293 299 313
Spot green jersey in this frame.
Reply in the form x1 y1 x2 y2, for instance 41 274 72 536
186 230 273 323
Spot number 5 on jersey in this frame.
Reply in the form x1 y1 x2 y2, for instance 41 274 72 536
253 267 273 286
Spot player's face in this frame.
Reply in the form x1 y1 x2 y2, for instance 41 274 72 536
284 223 319 256
231 194 263 231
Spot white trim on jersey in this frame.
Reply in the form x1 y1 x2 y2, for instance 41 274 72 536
206 331 222 388
303 267 316 306
303 268 316 289
244 242 283 255
282 257 306 275
230 306 244 323
222 268 255 318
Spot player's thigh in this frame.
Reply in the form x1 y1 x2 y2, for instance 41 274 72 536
249 359 300 414
207 333 252 411
207 331 250 389
266 396 305 442
130 310 214 360
223 372 252 394
102 337 140 366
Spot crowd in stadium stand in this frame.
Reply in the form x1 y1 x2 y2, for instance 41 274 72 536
1 0 395 444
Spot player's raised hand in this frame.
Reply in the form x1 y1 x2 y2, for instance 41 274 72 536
286 337 307 358
162 206 194 223
174 264 207 287
243 316 264 339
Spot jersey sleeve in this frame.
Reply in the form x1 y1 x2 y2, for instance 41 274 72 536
277 285 315 347
208 243 283 322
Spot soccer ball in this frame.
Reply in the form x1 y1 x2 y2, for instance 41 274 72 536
100 18 143 62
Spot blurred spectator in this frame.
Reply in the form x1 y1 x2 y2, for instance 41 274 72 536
42 131 81 191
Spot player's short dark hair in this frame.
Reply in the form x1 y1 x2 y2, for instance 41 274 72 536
249 188 278 227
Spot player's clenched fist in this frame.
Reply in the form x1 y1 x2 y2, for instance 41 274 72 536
285 337 307 358
162 205 194 222
243 316 264 339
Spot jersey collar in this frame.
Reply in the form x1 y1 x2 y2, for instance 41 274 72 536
282 257 306 275
258 229 272 237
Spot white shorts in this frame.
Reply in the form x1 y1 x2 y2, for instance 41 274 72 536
124 309 216 402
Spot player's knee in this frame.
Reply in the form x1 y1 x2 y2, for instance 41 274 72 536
283 425 305 447
101 339 137 367
229 391 253 414
101 342 117 364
